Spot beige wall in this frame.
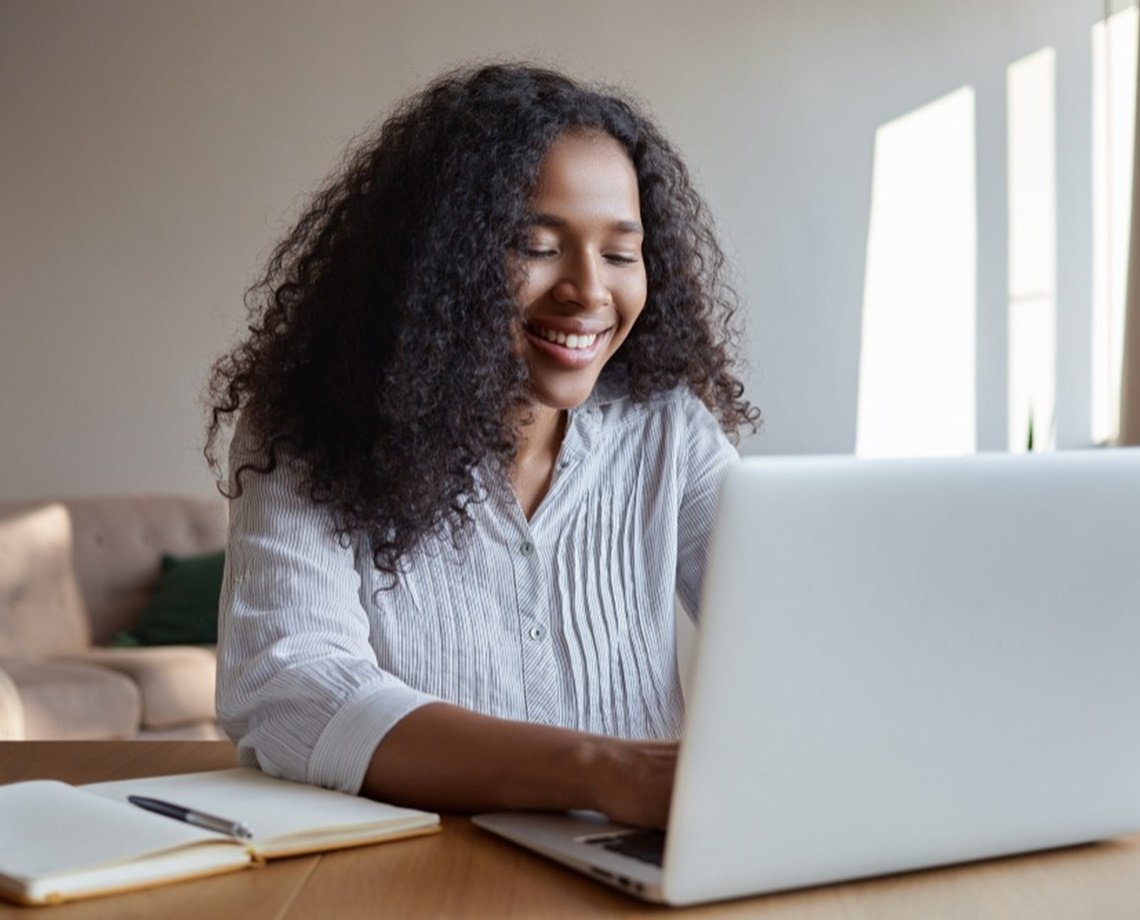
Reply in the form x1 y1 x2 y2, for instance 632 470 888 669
0 0 1107 499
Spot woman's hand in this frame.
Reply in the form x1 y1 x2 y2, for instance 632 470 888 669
580 737 679 829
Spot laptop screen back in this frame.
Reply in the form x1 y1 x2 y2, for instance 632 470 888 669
664 450 1140 905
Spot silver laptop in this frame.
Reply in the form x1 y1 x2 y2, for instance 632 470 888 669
474 449 1140 906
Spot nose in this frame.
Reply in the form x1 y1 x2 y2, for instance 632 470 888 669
553 250 610 310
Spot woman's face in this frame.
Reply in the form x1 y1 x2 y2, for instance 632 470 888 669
514 130 647 413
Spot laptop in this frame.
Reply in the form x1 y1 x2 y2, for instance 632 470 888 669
473 449 1140 906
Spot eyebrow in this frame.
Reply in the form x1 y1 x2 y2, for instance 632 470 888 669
526 212 644 235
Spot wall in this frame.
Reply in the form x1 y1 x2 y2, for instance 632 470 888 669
0 0 1111 498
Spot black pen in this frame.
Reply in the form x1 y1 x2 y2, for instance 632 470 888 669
128 795 254 840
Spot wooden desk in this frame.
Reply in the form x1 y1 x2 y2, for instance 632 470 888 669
3 742 1140 918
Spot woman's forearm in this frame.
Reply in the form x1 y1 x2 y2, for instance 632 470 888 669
361 702 677 828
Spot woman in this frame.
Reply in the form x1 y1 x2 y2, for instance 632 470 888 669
207 64 758 830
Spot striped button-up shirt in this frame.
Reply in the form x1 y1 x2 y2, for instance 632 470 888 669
216 383 738 794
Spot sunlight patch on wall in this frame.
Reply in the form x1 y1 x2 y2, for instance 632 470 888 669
856 87 977 458
1092 6 1138 444
1007 48 1057 452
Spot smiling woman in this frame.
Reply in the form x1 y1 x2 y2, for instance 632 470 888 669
204 64 758 829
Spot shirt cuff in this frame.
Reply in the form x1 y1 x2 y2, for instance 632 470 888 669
306 679 439 794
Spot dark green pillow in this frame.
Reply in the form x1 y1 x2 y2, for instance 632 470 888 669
108 550 225 647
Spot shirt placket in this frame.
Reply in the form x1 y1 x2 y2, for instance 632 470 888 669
507 402 599 724
512 528 559 723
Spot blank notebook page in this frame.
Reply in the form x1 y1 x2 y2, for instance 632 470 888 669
0 781 224 879
84 768 432 845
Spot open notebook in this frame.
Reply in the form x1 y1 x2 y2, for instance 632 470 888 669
0 768 439 906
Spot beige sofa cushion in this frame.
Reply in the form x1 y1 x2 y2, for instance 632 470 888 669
0 657 140 739
64 496 228 644
0 505 90 656
67 645 217 729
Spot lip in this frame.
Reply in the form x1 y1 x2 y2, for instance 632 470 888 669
523 323 612 368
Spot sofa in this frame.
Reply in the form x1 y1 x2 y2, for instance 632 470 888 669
0 495 229 740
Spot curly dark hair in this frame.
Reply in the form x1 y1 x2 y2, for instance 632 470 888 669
205 63 759 578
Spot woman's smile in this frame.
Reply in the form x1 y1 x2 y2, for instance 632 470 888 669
522 319 614 367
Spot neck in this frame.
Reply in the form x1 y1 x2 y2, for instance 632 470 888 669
515 404 566 467
509 404 567 520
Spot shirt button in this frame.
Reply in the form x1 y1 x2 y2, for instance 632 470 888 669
519 540 535 556
527 624 548 641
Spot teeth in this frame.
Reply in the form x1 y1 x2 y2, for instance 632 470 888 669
537 327 598 350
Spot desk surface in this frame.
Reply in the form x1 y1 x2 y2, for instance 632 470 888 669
3 742 1140 918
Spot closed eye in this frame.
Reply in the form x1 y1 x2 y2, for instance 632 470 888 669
605 253 640 265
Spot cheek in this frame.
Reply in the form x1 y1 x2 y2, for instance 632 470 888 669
513 268 551 311
509 256 538 307
619 275 648 326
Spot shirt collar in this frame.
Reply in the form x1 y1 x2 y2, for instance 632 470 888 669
560 368 631 462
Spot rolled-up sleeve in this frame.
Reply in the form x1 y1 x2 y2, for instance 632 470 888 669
215 426 437 794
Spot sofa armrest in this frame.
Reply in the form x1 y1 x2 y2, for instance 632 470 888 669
0 664 26 740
